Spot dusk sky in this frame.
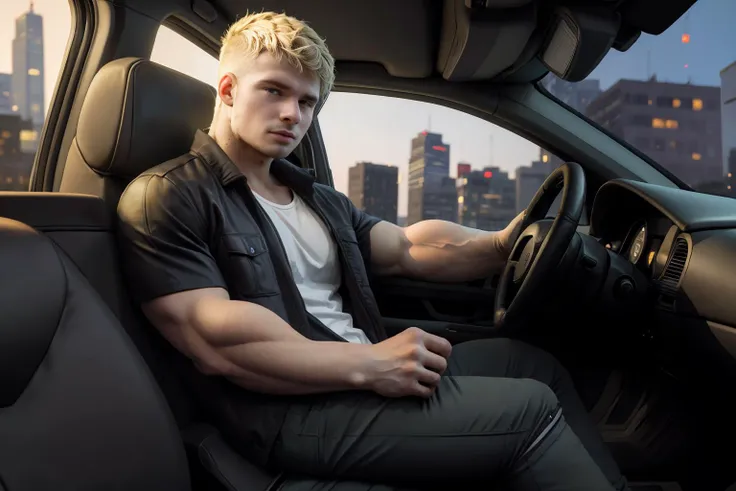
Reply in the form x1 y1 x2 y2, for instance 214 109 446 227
1 0 734 215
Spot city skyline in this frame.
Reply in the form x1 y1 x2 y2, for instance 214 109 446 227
0 0 735 215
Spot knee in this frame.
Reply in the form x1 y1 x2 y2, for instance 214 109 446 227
519 378 559 413
505 339 572 384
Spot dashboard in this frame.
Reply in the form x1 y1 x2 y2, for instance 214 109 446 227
604 217 671 272
589 179 736 360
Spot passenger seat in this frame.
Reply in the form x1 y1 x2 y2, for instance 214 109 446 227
0 217 190 490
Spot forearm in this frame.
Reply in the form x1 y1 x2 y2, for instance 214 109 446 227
401 219 506 282
190 296 372 394
220 340 371 395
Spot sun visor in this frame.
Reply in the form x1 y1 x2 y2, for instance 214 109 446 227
540 6 621 82
437 0 536 82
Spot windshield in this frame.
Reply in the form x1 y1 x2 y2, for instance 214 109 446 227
542 0 736 197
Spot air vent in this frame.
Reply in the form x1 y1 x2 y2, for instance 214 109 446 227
658 236 689 306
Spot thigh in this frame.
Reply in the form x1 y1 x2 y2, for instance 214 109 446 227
271 376 558 487
446 337 563 384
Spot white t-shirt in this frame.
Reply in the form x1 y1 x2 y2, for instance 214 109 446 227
253 191 372 344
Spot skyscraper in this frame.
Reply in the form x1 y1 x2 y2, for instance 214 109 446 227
407 131 457 225
12 2 44 152
347 162 399 224
586 78 722 188
0 74 12 115
721 61 736 174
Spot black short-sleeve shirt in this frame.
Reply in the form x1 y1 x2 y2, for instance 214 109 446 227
116 130 385 465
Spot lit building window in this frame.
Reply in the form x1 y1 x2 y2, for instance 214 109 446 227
665 119 679 129
673 98 681 108
11 105 18 112
27 68 40 76
693 98 703 111
692 153 702 160
652 118 665 128
542 154 549 163
20 130 38 142
457 196 464 204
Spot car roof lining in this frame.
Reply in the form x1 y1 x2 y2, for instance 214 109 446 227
125 0 695 85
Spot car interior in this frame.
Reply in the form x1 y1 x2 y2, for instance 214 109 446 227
2 0 736 490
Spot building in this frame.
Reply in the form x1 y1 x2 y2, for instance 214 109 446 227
0 74 12 115
541 74 602 114
721 61 736 175
347 162 399 223
538 147 564 170
515 161 550 214
407 131 457 224
586 78 722 188
457 166 516 231
0 113 34 191
12 3 45 152
457 162 472 178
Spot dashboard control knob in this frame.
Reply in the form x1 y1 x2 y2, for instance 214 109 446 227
614 277 635 300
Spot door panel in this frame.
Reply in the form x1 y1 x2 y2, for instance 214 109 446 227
371 275 499 341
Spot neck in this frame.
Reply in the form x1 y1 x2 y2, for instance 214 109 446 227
208 115 273 187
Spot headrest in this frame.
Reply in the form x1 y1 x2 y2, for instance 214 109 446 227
76 57 216 180
0 218 65 407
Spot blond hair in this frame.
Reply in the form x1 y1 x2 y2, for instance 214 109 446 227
219 11 335 105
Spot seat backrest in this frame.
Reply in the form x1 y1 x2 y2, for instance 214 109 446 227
59 57 216 211
57 58 217 428
0 217 190 490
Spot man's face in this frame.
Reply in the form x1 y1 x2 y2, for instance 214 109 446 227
221 52 321 160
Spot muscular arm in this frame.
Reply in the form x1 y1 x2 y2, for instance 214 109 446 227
370 216 521 282
144 288 375 395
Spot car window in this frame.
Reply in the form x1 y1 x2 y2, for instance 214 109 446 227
0 0 71 191
542 0 736 198
151 25 218 88
319 93 562 229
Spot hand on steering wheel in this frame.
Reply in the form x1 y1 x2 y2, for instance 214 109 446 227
493 162 587 332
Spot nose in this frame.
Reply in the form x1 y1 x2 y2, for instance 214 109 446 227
280 98 302 125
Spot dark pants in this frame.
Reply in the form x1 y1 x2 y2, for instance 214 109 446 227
272 338 629 491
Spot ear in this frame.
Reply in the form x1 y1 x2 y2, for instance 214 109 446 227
217 72 237 107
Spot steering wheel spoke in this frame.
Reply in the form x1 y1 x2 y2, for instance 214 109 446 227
493 162 586 332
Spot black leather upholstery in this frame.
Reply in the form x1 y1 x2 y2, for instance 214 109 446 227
55 57 282 491
59 57 216 206
58 57 219 429
0 217 190 490
0 192 124 316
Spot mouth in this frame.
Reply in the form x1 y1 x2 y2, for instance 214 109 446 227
270 130 296 140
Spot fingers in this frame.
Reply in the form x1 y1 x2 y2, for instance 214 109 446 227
422 332 452 359
415 364 441 386
420 350 448 375
411 380 437 398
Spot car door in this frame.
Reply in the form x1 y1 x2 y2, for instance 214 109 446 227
310 92 564 342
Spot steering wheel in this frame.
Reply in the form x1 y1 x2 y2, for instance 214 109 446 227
493 162 586 331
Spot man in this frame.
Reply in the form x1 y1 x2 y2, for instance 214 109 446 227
117 11 629 491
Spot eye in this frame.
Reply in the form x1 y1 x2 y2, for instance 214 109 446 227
265 87 281 95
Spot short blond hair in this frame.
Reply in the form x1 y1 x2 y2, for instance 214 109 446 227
219 11 335 104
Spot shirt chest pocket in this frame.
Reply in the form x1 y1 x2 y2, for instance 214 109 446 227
221 233 280 298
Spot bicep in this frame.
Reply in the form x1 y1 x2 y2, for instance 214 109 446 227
142 287 235 374
369 221 410 276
